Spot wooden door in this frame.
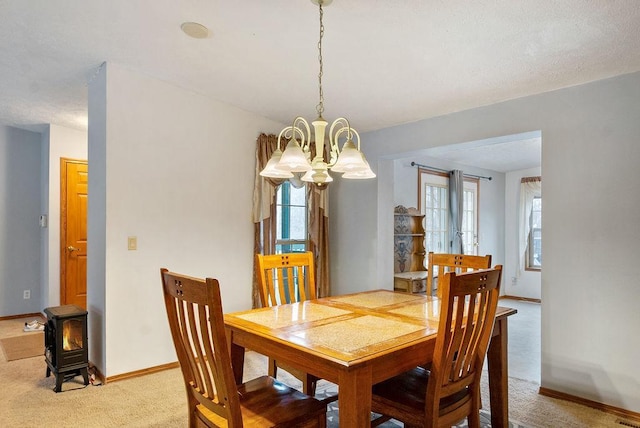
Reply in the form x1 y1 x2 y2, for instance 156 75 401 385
61 159 88 309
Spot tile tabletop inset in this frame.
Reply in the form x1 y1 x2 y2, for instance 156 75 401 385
388 300 440 321
328 290 423 308
235 302 351 329
291 315 432 354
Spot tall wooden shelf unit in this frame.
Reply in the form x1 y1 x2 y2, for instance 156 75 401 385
393 205 427 293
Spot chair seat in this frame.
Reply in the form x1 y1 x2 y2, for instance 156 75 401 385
372 367 470 417
198 375 326 427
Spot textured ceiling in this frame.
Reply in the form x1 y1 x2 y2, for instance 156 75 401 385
1 1 640 170
424 135 542 173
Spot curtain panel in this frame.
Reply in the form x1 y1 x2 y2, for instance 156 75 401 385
449 169 465 253
252 134 284 307
517 176 542 276
308 184 330 298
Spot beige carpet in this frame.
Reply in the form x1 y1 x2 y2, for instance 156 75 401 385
0 316 627 427
0 332 44 361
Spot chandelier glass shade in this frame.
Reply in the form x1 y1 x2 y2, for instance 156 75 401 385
259 0 375 186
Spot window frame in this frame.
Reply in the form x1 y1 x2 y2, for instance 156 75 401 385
420 172 449 254
275 181 308 254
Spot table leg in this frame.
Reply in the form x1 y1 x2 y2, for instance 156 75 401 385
338 365 372 427
228 331 245 385
487 317 509 428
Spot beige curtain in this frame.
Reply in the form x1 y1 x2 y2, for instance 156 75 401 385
252 134 283 307
308 185 330 298
517 176 542 276
252 133 331 307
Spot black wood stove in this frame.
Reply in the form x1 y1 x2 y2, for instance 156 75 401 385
44 305 89 392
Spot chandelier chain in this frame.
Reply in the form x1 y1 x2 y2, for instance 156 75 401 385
316 3 325 117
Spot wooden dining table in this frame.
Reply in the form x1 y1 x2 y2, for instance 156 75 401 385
224 289 517 427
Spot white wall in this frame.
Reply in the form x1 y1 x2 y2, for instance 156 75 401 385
331 72 640 412
393 158 419 208
87 63 283 377
504 167 542 299
0 124 41 316
41 124 87 310
87 66 107 374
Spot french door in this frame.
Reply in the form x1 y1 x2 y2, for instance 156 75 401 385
419 170 479 255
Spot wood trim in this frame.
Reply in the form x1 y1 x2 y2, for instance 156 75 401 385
417 168 448 212
500 295 541 304
469 176 480 255
521 176 541 183
60 157 89 307
105 361 180 384
0 312 45 321
539 387 640 423
60 158 68 305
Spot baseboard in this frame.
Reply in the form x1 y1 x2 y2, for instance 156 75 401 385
539 386 640 423
105 361 180 384
500 295 541 304
0 312 45 321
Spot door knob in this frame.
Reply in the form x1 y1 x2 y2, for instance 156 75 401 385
67 246 78 252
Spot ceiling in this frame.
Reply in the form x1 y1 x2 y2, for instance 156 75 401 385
2 1 640 171
423 134 542 173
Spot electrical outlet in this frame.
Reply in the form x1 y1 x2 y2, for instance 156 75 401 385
511 277 517 286
23 290 31 299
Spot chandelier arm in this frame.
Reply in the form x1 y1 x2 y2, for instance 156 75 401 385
334 127 361 150
292 116 312 152
329 117 351 135
349 129 360 151
326 121 339 166
329 117 353 143
277 126 293 150
333 126 361 150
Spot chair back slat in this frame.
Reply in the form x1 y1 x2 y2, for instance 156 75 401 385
426 266 502 418
256 252 317 307
427 252 492 298
160 269 243 427
265 269 278 305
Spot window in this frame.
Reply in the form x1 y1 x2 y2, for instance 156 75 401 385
527 196 542 269
422 174 449 253
461 182 478 255
275 182 308 253
419 170 479 255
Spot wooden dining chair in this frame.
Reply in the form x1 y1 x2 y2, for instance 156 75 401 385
255 252 323 397
371 266 503 428
427 252 492 298
160 268 327 428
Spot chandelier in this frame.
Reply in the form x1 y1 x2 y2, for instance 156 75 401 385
260 0 375 186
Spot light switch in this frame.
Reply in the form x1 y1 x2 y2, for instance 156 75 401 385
128 236 137 250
